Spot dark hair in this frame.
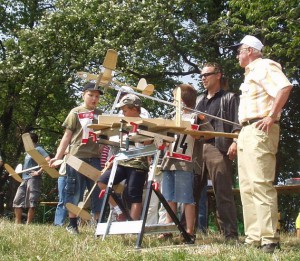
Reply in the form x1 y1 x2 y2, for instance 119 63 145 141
176 84 197 109
29 132 39 144
202 62 228 90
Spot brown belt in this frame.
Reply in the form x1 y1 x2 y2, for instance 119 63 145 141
242 118 279 126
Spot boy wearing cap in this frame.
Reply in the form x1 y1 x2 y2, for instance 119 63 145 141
118 86 150 118
49 82 104 234
98 94 149 221
233 35 293 253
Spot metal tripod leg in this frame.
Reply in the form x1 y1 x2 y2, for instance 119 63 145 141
135 148 161 248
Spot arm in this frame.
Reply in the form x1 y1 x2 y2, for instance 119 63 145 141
49 129 73 167
255 85 293 133
31 155 51 176
227 93 241 160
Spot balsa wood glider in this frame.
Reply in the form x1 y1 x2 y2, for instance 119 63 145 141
77 49 154 96
65 155 121 220
77 49 118 91
21 133 60 178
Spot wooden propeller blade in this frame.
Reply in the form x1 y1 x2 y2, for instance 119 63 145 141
4 163 23 183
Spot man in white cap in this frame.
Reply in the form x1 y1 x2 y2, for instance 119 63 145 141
233 35 293 253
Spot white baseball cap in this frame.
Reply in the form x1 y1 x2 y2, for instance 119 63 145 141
231 35 264 51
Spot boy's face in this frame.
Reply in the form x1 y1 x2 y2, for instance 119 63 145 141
121 105 139 117
83 90 100 109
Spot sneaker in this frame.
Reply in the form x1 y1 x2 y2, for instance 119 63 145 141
66 226 79 235
261 242 280 253
116 213 127 222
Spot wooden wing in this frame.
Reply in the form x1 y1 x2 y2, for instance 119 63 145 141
4 163 23 183
66 154 102 182
22 133 59 178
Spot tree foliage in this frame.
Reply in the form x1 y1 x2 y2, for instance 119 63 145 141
0 0 299 227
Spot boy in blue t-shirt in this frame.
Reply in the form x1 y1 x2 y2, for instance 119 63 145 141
13 133 50 224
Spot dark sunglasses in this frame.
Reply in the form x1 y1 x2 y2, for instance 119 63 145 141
200 72 218 78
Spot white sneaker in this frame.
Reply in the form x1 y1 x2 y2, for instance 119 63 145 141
66 226 79 235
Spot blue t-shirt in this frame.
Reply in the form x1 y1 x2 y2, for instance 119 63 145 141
22 145 49 180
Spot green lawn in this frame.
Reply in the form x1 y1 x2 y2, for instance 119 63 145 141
0 218 299 260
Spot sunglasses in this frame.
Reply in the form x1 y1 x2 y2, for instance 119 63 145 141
200 72 218 78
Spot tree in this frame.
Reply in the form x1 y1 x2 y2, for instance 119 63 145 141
0 0 299 227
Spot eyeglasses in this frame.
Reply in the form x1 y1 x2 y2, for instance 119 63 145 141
237 48 249 55
200 72 218 78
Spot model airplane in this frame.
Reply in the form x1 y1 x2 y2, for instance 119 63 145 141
77 49 118 91
65 155 122 220
21 133 60 178
77 49 155 96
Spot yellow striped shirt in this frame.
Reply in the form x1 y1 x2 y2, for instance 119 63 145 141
238 58 292 123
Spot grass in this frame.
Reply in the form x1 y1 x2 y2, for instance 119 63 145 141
0 218 299 261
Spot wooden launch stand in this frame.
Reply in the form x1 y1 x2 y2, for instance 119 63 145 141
95 125 196 248
93 111 238 248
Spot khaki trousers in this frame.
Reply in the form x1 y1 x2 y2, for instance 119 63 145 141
238 123 280 245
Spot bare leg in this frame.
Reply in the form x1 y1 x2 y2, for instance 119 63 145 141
14 208 23 224
27 207 35 224
166 201 177 224
184 203 196 234
130 203 142 220
158 201 177 239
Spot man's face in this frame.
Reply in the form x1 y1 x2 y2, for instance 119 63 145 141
200 66 221 90
121 105 139 117
236 45 250 68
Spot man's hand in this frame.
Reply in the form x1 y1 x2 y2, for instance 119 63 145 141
255 116 275 133
227 142 237 160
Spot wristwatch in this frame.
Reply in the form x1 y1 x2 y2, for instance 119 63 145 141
268 112 276 120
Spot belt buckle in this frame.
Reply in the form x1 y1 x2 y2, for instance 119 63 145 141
242 120 251 126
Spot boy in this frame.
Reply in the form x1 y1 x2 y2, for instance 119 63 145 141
98 94 149 221
13 133 50 224
49 82 103 234
159 84 203 242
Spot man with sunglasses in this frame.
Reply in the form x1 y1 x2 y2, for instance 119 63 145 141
195 62 241 241
232 35 292 253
